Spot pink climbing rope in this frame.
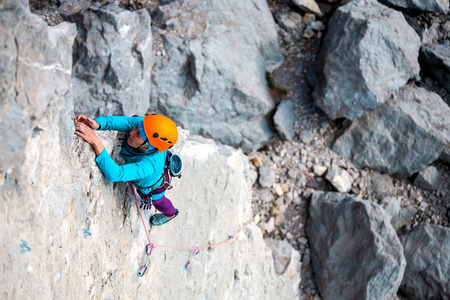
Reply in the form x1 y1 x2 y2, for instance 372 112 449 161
128 181 253 252
128 182 152 246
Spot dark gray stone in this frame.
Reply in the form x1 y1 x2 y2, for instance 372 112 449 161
274 100 296 141
368 172 396 198
150 0 283 151
400 224 450 300
381 198 417 231
69 4 152 117
333 85 450 178
379 0 449 13
414 165 441 191
313 0 420 120
420 43 450 93
306 192 406 300
440 144 450 165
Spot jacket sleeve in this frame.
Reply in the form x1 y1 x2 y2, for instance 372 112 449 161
94 116 143 132
94 149 156 182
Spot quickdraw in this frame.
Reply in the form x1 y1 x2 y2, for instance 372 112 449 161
138 243 154 277
183 248 200 271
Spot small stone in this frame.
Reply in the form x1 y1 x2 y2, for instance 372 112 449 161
252 156 262 167
263 217 276 234
325 167 353 193
313 165 327 176
419 202 428 211
300 130 314 144
303 27 315 39
259 166 276 188
249 169 258 186
292 0 322 16
274 184 284 196
281 183 289 193
306 173 315 179
414 166 441 191
297 173 307 187
298 237 308 245
254 214 261 224
288 168 299 179
303 188 315 199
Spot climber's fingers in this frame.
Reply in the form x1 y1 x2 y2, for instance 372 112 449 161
74 122 99 145
74 115 99 129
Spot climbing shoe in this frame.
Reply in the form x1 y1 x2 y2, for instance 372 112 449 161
150 209 179 226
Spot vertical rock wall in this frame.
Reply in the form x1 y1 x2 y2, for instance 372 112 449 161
0 1 298 298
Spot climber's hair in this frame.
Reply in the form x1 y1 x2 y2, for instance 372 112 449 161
137 142 149 152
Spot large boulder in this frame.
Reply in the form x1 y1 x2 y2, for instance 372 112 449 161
150 0 283 151
420 43 450 93
306 192 406 300
333 84 450 178
68 4 152 116
0 0 76 179
312 0 420 120
379 0 449 14
400 224 450 300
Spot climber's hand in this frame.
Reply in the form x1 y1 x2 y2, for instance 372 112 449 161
74 114 100 130
74 122 105 155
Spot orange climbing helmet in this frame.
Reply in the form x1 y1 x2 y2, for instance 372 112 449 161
139 114 178 152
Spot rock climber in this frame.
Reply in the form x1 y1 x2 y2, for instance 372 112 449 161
74 114 179 226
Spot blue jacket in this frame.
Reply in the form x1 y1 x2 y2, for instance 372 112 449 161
94 116 167 199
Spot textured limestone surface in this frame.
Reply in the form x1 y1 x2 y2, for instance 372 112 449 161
1 126 299 299
0 1 298 298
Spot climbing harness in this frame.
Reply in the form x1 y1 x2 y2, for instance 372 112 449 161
20 240 31 253
83 228 92 238
127 182 254 277
136 150 183 210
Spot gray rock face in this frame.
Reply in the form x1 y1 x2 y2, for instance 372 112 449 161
306 192 406 300
0 2 299 298
69 4 152 116
313 0 420 120
414 165 441 191
0 0 76 176
380 0 449 14
333 85 450 178
400 224 450 300
150 0 283 151
420 43 450 92
274 99 296 141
